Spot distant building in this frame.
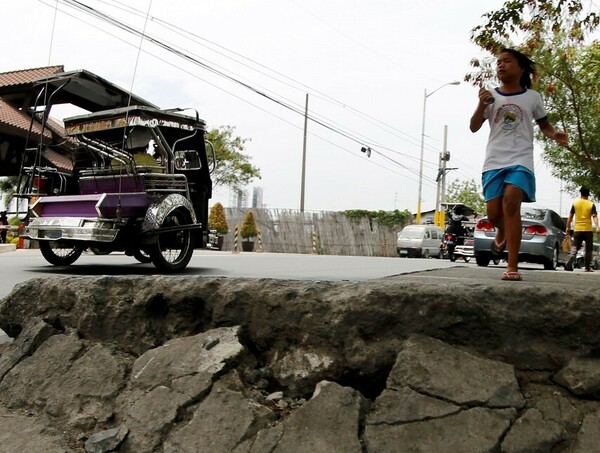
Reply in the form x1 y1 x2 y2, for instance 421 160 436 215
230 189 248 208
228 186 263 209
252 187 263 208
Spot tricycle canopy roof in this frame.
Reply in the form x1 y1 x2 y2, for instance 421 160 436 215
32 69 158 111
64 105 207 136
442 202 477 217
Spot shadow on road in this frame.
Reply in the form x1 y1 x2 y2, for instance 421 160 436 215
23 264 219 277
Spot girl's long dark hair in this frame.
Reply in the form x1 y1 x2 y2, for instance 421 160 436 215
500 47 536 88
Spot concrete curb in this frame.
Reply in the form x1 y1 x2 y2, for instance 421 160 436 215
0 244 17 254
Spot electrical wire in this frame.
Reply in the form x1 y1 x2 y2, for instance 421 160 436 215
37 0 444 189
56 0 436 158
102 0 432 152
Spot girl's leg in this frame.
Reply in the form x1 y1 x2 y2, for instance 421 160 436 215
502 184 524 273
486 197 505 246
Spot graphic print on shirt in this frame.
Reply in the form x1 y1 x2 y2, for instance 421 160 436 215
493 104 524 131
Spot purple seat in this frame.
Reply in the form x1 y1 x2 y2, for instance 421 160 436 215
79 175 146 195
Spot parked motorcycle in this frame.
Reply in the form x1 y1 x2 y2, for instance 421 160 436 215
443 233 459 262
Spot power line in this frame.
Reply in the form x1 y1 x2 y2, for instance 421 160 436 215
92 0 438 166
103 0 431 152
39 0 442 185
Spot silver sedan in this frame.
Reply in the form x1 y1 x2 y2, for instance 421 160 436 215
473 207 570 270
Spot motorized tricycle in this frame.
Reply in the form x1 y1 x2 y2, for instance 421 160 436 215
16 70 214 272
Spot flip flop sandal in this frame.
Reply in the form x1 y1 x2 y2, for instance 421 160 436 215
491 240 506 256
501 271 522 281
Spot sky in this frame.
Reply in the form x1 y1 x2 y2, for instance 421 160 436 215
0 0 574 216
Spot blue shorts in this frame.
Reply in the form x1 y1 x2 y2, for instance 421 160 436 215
482 165 536 202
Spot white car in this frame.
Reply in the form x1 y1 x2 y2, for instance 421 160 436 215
397 224 443 258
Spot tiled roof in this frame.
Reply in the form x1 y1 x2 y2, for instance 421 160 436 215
0 66 66 142
45 116 72 142
0 65 64 88
0 99 53 140
43 148 74 172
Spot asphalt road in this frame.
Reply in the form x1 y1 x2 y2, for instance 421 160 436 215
1 246 598 301
0 247 462 299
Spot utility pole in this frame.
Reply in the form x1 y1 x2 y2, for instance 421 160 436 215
434 126 448 227
434 152 444 227
440 126 449 227
434 126 456 227
416 81 460 224
300 93 309 212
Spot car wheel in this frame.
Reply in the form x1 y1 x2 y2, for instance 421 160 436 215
544 245 559 270
149 208 194 272
476 255 491 267
39 241 83 266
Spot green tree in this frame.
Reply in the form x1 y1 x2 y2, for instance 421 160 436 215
535 40 600 193
206 126 261 194
240 210 259 240
0 176 18 209
445 179 486 216
342 209 411 227
468 0 600 194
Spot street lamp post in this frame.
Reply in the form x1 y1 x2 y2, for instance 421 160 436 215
416 81 460 224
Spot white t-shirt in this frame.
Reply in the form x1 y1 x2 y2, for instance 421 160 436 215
482 88 547 172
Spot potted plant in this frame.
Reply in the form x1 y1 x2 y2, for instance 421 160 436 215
208 202 228 250
240 210 259 252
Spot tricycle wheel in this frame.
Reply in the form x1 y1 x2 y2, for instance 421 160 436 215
133 249 152 263
149 208 194 272
90 247 110 255
39 241 83 266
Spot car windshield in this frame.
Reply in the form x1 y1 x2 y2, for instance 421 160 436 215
400 229 423 239
520 207 546 221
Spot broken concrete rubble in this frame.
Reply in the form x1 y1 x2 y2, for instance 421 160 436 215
1 274 600 451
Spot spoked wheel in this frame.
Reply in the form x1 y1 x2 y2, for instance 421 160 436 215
149 208 194 272
133 249 152 263
39 241 83 266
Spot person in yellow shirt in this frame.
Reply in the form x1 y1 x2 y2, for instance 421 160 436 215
565 186 600 272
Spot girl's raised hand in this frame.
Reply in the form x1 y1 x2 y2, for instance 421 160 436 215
554 131 568 146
